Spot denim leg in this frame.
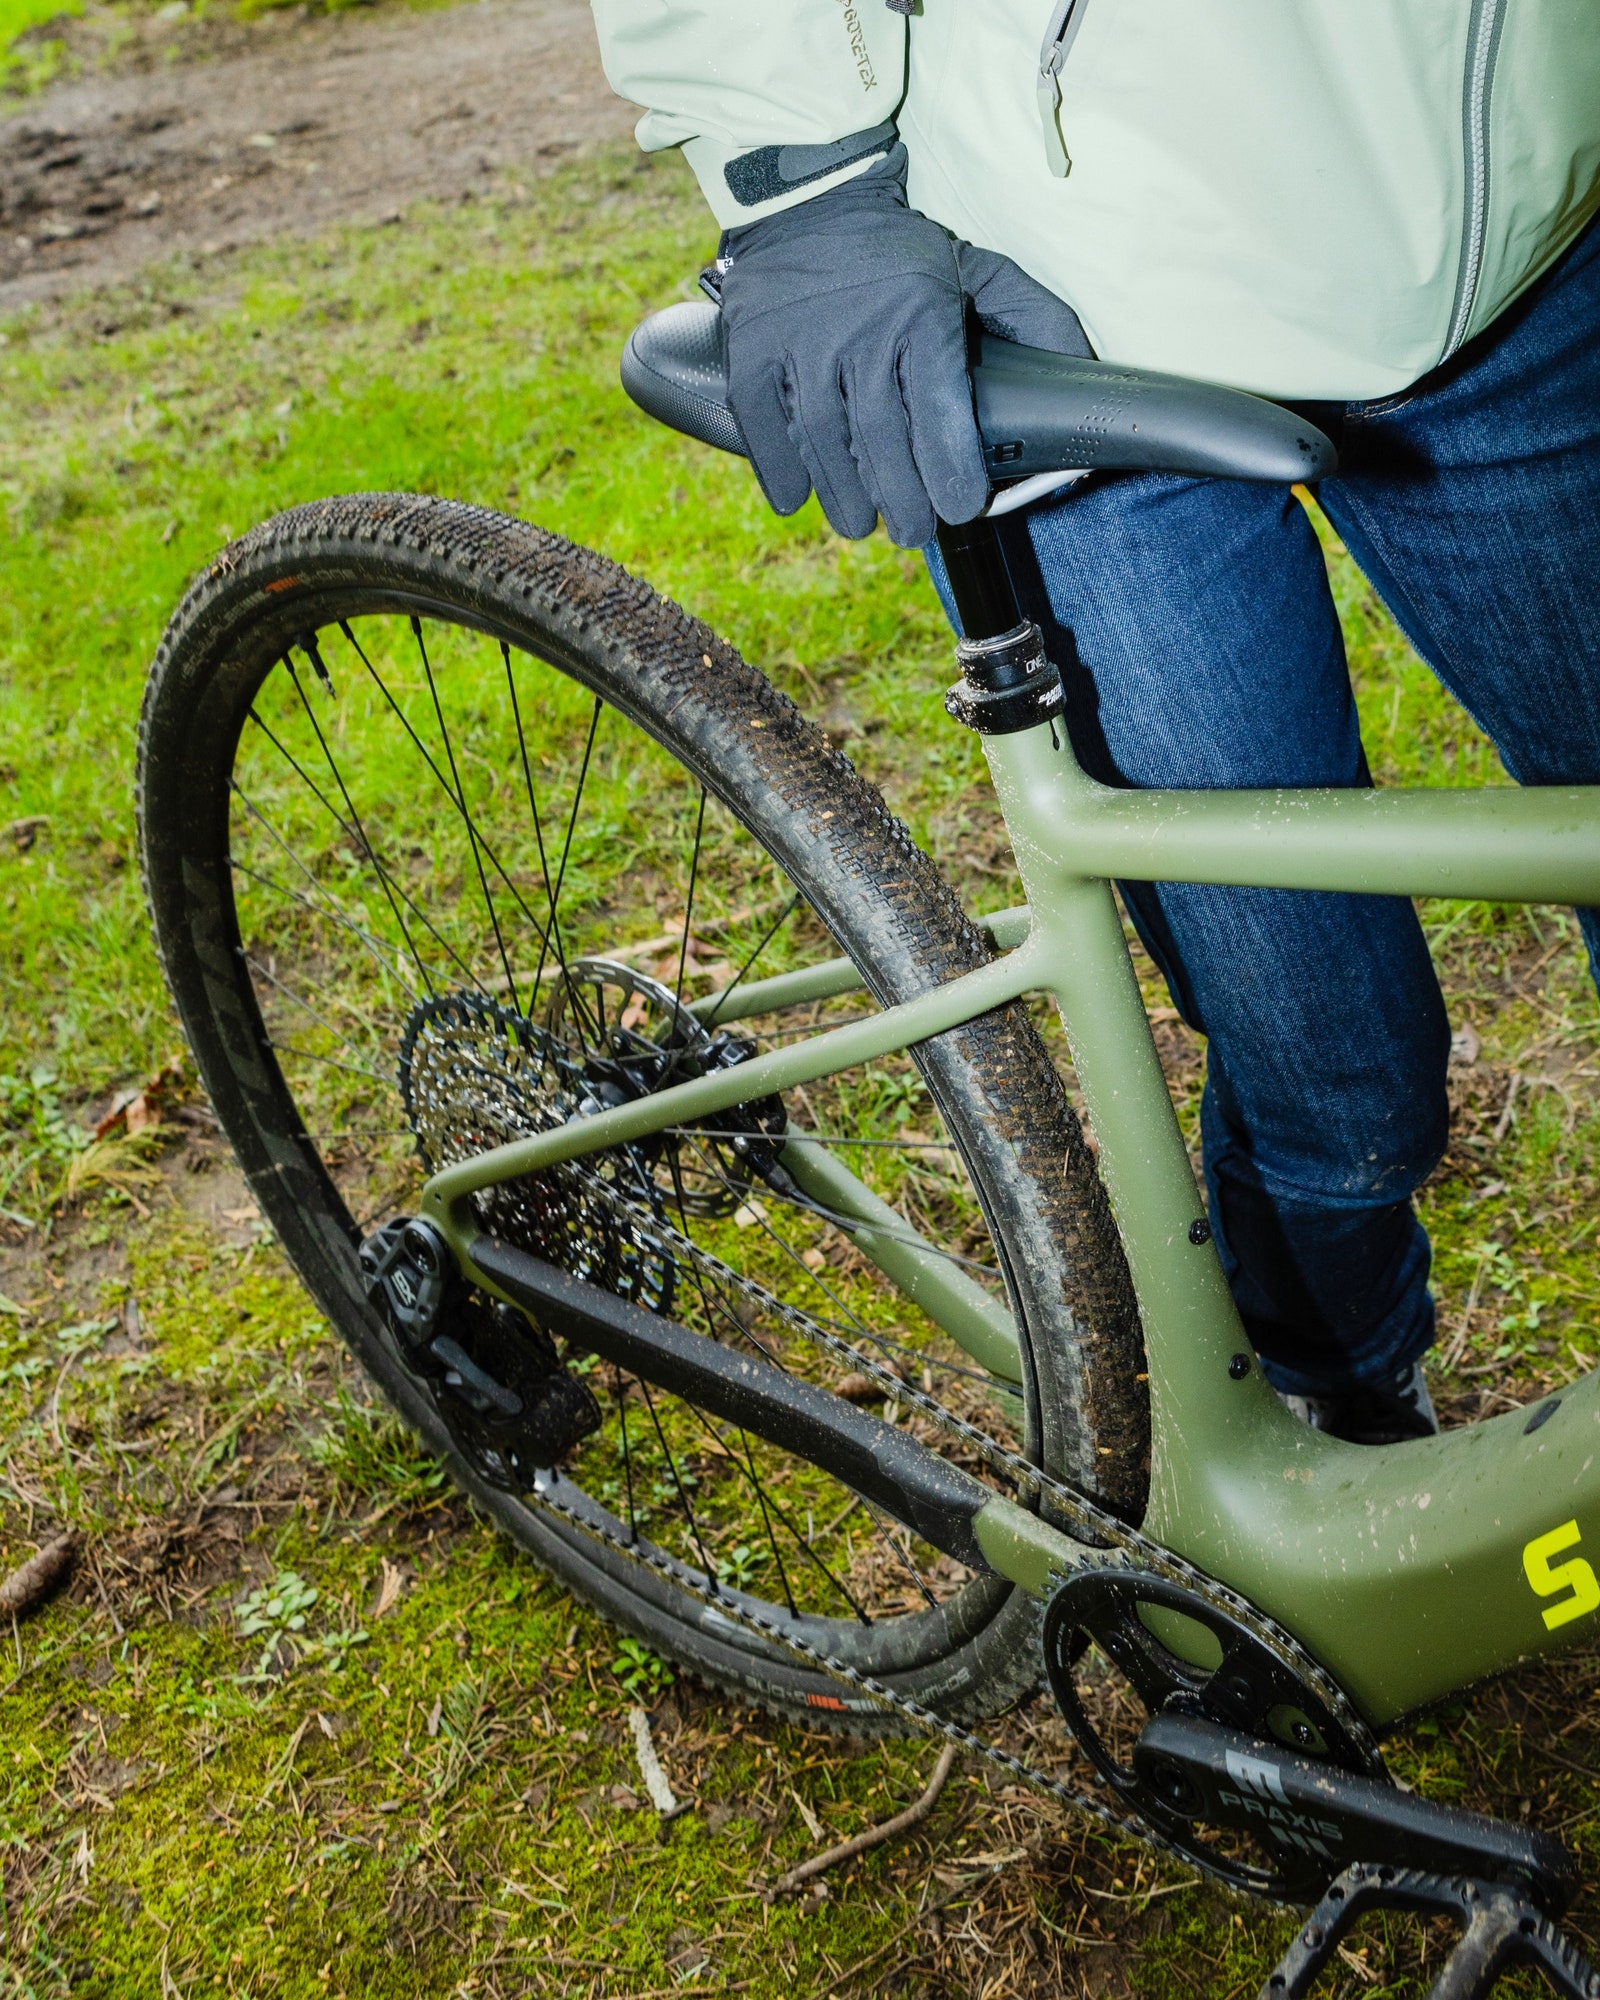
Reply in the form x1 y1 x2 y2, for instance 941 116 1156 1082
1319 211 1600 981
991 474 1449 1396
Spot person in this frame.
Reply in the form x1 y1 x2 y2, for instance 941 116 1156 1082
587 1 1600 1445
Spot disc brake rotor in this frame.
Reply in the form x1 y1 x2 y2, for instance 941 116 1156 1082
545 957 786 1218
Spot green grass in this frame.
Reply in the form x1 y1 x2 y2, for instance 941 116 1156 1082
0 0 471 97
3 142 1599 2000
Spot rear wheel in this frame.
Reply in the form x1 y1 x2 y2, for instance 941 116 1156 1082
136 494 1147 1726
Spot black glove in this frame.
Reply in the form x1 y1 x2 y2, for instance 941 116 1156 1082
719 143 1091 548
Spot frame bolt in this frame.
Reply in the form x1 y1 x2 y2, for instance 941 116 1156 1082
1188 1218 1211 1246
1228 1353 1251 1381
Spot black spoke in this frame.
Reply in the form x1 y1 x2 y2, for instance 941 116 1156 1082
411 618 523 1017
280 648 437 1003
701 894 801 1029
681 1400 866 1622
663 1143 801 1618
246 953 389 1073
229 800 428 1005
674 787 708 1015
637 1378 721 1589
855 1496 941 1613
334 620 566 991
734 1427 800 1618
531 695 605 1046
301 1129 416 1143
614 1365 639 1544
503 641 577 1025
238 718 477 998
266 1041 392 1089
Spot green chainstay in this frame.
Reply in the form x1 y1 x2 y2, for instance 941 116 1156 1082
497 1156 1380 1890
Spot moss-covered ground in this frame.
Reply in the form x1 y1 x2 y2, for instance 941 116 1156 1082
3 141 1599 1998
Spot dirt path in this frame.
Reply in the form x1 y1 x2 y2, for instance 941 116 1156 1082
0 0 637 311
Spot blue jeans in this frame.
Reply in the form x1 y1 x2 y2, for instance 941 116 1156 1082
952 214 1600 1398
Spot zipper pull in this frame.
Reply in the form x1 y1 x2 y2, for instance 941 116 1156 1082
1037 0 1089 179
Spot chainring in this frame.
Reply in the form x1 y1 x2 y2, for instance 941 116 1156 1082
1042 1568 1382 1897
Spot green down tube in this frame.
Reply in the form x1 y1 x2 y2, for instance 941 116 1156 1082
978 713 1600 1724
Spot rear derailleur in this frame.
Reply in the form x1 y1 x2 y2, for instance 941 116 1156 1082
1044 1570 1599 1999
358 1215 599 1490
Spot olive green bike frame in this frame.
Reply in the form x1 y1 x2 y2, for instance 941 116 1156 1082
420 712 1600 1732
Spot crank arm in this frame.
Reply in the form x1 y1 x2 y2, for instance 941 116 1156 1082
468 1231 1080 1587
1134 1713 1578 1912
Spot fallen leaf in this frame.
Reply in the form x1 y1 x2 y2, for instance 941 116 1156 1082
790 1788 824 1842
6 815 49 852
371 1559 404 1619
124 1092 160 1135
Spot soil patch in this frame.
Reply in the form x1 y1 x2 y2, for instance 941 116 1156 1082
0 0 637 310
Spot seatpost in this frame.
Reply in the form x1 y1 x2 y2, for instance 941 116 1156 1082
934 515 1021 640
937 516 1066 740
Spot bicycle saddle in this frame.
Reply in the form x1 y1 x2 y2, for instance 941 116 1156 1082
621 299 1337 488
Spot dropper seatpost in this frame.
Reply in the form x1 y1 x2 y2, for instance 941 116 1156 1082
934 514 1024 642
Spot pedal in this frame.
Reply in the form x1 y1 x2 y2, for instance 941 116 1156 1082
360 1217 600 1486
1260 1865 1600 2000
1134 1712 1577 1909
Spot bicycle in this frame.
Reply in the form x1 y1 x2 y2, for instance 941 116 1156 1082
135 297 1600 1999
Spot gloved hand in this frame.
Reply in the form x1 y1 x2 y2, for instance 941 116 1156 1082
719 143 1091 548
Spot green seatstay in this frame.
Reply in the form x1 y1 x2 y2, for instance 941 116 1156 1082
424 704 1600 1728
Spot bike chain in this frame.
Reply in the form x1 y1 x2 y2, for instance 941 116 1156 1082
492 1156 1381 1889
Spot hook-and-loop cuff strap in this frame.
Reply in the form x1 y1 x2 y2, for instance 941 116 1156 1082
721 119 897 211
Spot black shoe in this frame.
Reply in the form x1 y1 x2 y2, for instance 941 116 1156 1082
1283 1362 1439 1446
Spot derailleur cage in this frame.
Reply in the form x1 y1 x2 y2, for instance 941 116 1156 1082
359 1216 600 1488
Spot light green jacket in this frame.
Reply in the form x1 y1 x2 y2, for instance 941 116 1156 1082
590 0 1600 400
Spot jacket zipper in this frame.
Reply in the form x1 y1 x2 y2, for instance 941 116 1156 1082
1443 0 1508 358
1037 0 1092 178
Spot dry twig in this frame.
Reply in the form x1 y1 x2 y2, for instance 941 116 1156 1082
0 1532 78 1619
770 1742 957 1896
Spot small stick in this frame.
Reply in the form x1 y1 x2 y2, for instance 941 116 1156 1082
770 1742 957 1896
1492 1071 1522 1145
629 1706 689 1819
0 1532 77 1619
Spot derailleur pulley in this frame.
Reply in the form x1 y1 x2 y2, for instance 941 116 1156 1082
359 1216 599 1488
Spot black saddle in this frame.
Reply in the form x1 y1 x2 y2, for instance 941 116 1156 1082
621 299 1337 490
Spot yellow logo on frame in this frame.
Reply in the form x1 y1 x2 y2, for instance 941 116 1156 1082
1522 1520 1600 1631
